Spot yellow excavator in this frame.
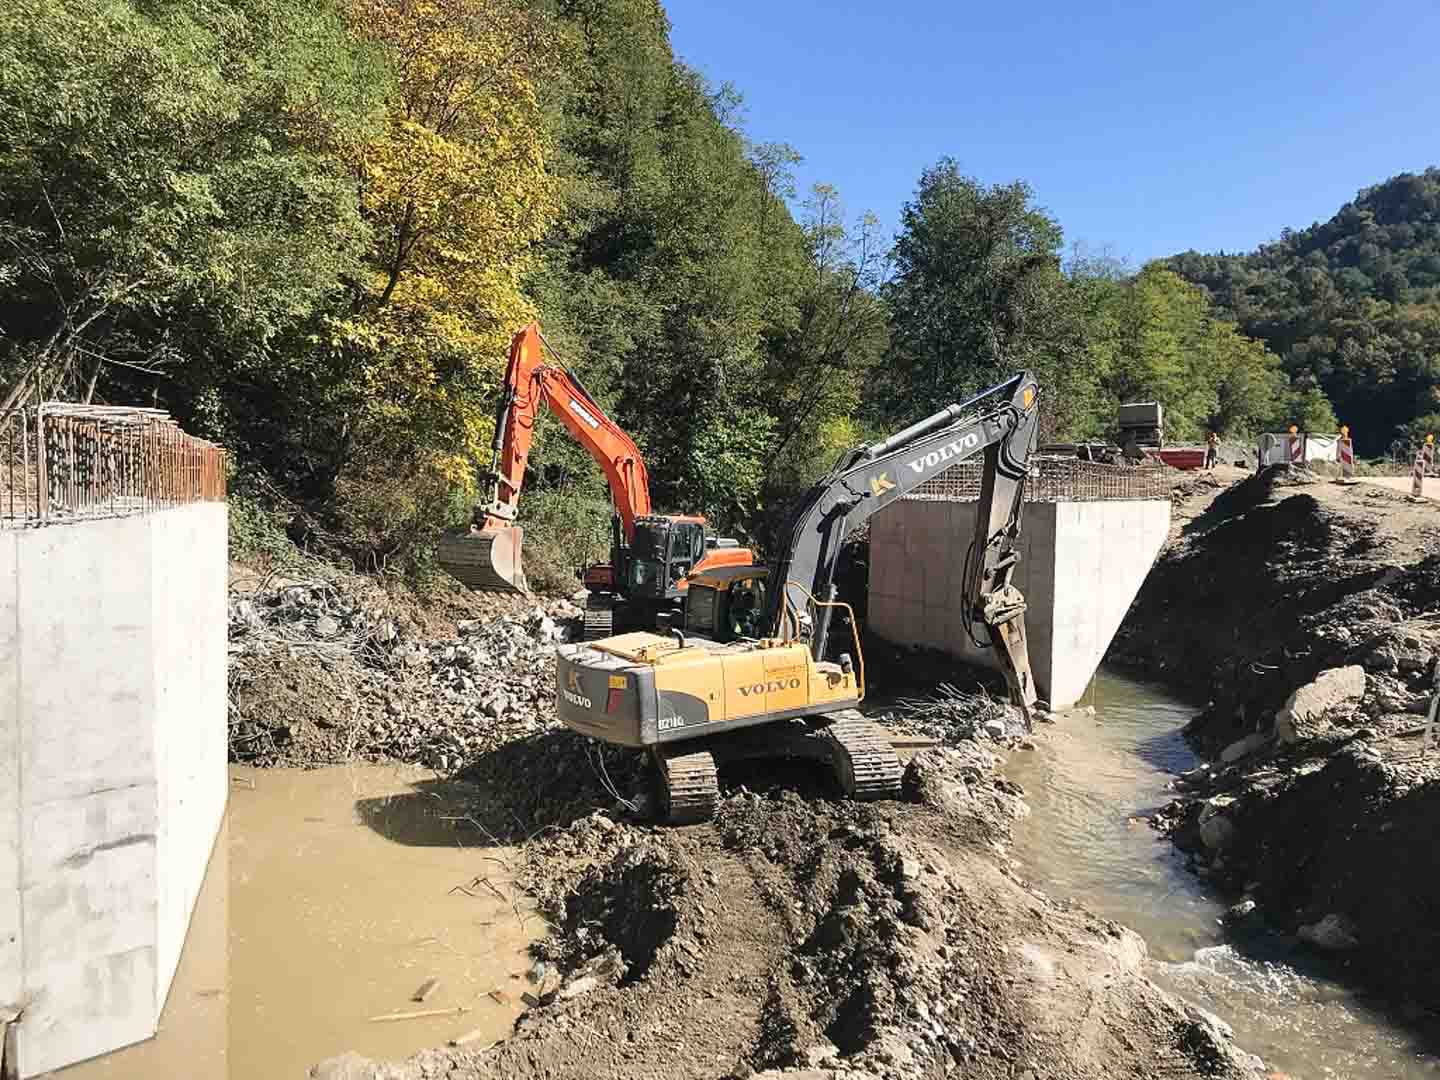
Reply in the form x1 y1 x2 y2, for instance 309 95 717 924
555 372 1041 822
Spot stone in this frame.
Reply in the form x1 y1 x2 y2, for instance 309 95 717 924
802 1042 840 1066
309 1052 385 1080
900 858 923 881
1364 649 1397 673
1276 665 1366 743
982 719 1007 740
1199 813 1234 852
1223 898 1263 930
1219 730 1270 763
558 975 599 1000
1298 912 1359 951
315 615 340 637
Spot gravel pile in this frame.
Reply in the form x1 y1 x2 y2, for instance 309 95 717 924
228 577 584 770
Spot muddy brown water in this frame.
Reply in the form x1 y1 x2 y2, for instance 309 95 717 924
1005 669 1436 1079
51 765 536 1079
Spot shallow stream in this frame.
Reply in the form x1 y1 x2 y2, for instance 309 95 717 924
1004 670 1435 1079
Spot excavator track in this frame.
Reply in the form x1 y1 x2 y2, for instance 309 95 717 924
583 593 616 641
654 746 719 825
817 710 903 801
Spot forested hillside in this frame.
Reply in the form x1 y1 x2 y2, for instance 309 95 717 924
1166 169 1440 455
0 0 1344 578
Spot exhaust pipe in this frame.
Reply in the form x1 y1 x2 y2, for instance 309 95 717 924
437 524 529 593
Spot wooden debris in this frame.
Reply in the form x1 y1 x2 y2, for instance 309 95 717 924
411 977 441 1003
368 1006 467 1024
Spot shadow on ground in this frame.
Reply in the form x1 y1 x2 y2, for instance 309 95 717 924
356 729 651 848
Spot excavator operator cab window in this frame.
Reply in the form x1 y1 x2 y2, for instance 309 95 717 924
724 577 766 641
667 522 705 583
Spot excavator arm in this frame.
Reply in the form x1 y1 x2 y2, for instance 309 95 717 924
765 372 1041 711
438 323 652 592
479 323 651 539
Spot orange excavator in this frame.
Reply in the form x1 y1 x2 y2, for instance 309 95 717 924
437 323 754 638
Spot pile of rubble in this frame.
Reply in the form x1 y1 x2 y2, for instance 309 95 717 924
228 577 584 770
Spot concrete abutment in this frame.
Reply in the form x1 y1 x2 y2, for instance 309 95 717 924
869 471 1170 708
0 503 227 1077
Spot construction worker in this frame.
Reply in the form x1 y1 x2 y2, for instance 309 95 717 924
1205 431 1219 470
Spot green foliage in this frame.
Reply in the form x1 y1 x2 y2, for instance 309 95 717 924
0 0 385 405
228 493 303 568
868 160 1092 440
513 489 612 594
1404 412 1440 444
1075 265 1310 441
1164 169 1440 452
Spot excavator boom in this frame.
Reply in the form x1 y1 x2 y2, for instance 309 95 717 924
439 324 654 592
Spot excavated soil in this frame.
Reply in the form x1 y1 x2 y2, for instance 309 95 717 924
1113 467 1440 1021
310 736 1265 1080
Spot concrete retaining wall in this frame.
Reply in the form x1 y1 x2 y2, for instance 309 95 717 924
0 503 227 1076
869 500 1168 708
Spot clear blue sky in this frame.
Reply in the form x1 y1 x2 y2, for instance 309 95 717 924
665 0 1440 266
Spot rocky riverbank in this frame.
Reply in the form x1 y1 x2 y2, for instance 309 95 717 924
1112 466 1440 1017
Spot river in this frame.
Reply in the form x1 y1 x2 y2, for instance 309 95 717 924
51 764 537 1079
1004 669 1435 1079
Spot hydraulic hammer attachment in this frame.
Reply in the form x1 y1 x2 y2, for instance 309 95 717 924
981 586 1037 717
437 524 528 593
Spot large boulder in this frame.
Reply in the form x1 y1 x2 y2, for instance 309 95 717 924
1298 913 1360 951
1220 730 1271 763
1276 665 1366 744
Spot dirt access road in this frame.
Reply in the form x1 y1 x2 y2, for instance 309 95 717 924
1364 474 1438 500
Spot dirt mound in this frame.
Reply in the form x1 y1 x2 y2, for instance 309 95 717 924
541 841 689 981
322 747 1266 1080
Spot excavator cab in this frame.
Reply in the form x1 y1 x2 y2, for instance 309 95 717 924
624 516 706 600
682 567 769 642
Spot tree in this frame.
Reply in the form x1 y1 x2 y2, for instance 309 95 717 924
0 0 385 419
331 0 561 500
759 184 889 488
871 160 1092 440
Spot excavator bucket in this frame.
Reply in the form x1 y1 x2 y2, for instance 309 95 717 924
437 525 529 594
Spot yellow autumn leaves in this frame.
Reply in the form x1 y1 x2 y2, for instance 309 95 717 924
337 0 559 495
